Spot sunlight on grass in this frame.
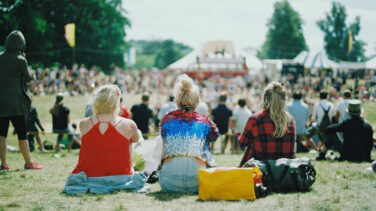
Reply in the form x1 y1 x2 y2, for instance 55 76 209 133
1 95 376 210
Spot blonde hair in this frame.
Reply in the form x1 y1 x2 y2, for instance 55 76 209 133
92 85 121 114
262 82 290 138
173 74 199 111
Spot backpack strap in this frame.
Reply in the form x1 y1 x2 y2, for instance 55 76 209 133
319 103 330 113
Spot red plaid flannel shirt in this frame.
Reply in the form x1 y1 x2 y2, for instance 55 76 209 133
238 110 296 167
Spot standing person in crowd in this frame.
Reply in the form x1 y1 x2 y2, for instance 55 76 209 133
317 100 373 162
157 96 177 123
84 103 94 117
26 100 46 152
311 91 334 150
238 82 296 167
50 94 73 152
195 99 209 116
232 98 252 153
118 97 131 119
0 30 43 170
211 93 233 154
335 90 351 124
159 74 219 193
286 92 317 152
64 85 146 194
131 92 153 139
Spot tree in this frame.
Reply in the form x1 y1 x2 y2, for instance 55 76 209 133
0 0 130 72
258 1 308 60
317 2 366 61
130 39 192 70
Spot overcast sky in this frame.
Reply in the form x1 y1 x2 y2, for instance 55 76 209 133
123 0 376 57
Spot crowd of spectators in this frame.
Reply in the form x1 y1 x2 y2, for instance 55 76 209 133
24 63 376 155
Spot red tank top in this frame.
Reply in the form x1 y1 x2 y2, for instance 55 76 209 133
72 117 133 177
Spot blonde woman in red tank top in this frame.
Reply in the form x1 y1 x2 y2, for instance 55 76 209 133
63 85 147 194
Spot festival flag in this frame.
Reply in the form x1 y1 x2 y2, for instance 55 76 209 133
64 23 75 47
348 29 353 53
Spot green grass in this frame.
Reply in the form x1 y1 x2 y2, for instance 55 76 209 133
1 95 376 210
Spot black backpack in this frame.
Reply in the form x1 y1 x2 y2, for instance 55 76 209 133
318 103 331 139
243 158 316 192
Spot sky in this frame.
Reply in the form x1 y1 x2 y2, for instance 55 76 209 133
123 0 376 57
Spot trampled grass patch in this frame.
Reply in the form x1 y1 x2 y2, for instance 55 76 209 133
1 95 376 210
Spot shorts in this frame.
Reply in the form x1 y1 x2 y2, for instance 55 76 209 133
0 116 27 140
159 157 205 193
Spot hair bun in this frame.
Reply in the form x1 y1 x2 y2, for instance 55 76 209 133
272 83 283 93
180 77 192 93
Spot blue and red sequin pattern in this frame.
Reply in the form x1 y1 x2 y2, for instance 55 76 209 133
161 110 219 166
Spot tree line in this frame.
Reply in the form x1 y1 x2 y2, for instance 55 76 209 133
0 0 129 73
258 1 366 62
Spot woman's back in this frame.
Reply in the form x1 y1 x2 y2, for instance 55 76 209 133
0 31 32 118
239 110 296 166
72 116 137 177
161 110 218 166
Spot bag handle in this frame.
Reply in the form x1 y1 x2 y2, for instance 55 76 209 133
263 160 290 184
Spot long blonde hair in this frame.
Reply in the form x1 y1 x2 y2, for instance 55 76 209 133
91 85 121 114
173 74 199 111
262 82 290 138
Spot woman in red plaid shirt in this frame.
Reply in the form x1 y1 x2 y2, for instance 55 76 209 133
238 82 296 167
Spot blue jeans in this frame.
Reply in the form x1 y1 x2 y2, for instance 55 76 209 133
159 157 205 193
53 128 73 143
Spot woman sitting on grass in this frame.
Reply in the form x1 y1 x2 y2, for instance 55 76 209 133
238 82 296 167
159 74 219 193
63 85 146 194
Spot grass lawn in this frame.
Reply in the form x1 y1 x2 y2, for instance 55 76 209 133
1 95 376 210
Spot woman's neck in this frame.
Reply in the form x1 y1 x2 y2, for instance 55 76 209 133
95 113 117 121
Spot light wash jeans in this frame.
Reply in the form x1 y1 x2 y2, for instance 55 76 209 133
159 157 205 193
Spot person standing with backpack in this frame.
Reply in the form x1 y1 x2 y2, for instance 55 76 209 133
311 91 334 158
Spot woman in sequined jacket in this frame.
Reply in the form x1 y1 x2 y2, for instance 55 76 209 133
159 74 219 193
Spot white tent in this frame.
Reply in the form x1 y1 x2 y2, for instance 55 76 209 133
241 52 262 70
293 51 337 69
292 50 310 65
167 49 200 70
365 57 376 69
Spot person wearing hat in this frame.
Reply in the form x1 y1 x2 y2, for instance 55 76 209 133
316 100 373 162
0 30 43 170
50 93 73 152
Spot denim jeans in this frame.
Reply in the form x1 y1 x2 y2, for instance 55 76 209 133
53 128 73 143
159 157 205 193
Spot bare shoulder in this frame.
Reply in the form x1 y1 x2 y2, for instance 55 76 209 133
114 117 138 140
79 117 93 135
117 117 137 128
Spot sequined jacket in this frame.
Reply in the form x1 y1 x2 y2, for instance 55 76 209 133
160 110 219 167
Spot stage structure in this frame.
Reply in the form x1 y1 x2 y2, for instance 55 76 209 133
168 41 251 80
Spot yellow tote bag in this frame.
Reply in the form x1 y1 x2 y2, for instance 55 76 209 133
198 167 262 200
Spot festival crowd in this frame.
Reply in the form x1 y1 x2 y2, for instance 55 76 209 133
0 31 375 196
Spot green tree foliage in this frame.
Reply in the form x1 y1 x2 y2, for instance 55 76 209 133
130 39 192 70
317 2 366 62
258 1 308 59
0 0 130 72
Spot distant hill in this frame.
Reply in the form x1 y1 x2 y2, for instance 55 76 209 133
129 39 192 69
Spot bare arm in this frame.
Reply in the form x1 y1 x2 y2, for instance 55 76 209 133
130 121 140 143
